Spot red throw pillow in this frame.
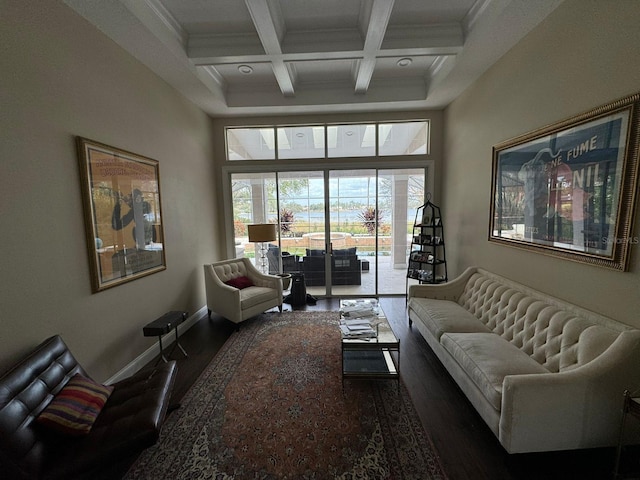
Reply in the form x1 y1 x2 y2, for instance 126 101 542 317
37 373 114 436
225 275 254 289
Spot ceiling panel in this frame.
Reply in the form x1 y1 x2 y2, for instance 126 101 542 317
63 0 565 116
214 62 277 86
388 0 477 25
293 59 356 86
372 56 437 79
280 0 362 31
159 0 254 34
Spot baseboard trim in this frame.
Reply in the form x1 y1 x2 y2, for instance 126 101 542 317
105 306 207 384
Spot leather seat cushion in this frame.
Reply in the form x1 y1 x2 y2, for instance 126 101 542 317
43 361 176 480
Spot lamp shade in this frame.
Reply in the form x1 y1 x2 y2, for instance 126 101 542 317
247 223 277 242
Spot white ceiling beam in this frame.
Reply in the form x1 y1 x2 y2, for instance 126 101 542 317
244 0 295 97
382 24 463 50
189 24 463 64
282 29 363 54
190 48 461 67
354 0 394 94
226 77 427 108
189 33 265 59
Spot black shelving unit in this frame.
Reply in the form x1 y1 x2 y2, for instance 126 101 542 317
406 198 448 293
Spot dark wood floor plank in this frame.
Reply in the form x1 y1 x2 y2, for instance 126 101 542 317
138 297 619 480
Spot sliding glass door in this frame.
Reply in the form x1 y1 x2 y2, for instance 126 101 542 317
230 167 425 296
377 169 425 294
326 170 376 297
326 169 424 296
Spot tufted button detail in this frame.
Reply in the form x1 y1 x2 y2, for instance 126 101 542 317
456 271 622 373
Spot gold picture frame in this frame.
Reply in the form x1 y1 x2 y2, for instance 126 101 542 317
77 137 166 292
489 92 640 270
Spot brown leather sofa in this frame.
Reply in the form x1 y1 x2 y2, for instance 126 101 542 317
0 335 177 480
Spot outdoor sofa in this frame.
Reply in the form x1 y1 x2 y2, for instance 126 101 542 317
302 247 362 286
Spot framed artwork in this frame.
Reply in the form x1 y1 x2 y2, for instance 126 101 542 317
77 137 166 292
489 92 640 270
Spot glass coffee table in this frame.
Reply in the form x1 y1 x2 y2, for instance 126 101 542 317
339 299 400 389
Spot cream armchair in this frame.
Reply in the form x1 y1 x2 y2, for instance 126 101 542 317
204 257 283 325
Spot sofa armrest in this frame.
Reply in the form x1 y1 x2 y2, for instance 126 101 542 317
500 332 640 453
203 264 241 320
408 266 477 301
247 270 282 293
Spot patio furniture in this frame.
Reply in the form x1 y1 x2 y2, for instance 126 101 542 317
302 248 361 286
266 244 300 274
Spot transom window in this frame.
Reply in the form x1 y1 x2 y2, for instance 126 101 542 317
226 121 429 161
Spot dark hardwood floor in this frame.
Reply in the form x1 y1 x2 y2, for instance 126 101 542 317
136 297 628 480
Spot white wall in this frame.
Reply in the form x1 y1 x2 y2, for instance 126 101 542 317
0 0 220 380
443 0 640 326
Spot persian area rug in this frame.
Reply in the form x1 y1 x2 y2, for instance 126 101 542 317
125 311 447 480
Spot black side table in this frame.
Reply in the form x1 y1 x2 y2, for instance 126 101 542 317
143 311 189 363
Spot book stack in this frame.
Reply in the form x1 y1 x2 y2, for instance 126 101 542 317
339 302 378 338
341 304 375 318
339 318 377 339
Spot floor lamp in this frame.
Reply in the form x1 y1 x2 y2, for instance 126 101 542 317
248 223 277 274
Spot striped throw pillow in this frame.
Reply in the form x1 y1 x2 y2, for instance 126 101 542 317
37 373 114 436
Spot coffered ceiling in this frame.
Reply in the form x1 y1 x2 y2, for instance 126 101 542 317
63 0 563 117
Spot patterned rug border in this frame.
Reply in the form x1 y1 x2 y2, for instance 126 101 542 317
125 310 448 479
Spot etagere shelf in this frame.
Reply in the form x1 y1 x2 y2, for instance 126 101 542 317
406 198 448 295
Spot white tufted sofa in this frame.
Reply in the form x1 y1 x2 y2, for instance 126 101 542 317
407 266 640 454
204 257 283 325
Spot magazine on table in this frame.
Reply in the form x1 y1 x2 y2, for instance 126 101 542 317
339 318 377 338
340 301 378 319
341 306 376 318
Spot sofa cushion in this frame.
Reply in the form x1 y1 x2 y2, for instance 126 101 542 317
334 247 356 256
240 286 278 309
36 374 113 436
409 298 492 340
225 275 253 289
441 332 549 411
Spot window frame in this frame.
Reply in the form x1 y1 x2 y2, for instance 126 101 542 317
225 120 430 161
